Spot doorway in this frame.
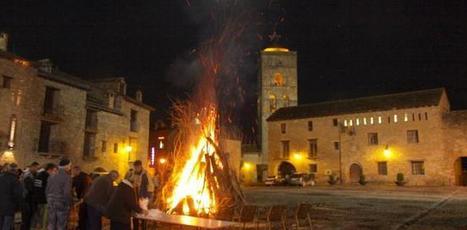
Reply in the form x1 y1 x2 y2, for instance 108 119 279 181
349 163 363 183
455 157 467 186
278 161 296 178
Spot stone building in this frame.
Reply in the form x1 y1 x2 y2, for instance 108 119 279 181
0 42 153 176
266 88 467 186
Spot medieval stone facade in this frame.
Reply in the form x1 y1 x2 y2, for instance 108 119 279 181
267 88 467 186
0 49 153 176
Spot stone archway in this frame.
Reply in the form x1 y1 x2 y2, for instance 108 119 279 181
278 161 296 177
349 163 363 183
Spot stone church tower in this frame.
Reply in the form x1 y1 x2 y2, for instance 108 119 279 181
258 47 298 163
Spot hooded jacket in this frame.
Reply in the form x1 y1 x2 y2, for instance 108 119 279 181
0 171 22 215
105 180 143 224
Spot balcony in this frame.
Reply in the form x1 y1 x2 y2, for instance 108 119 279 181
37 139 69 157
42 105 64 123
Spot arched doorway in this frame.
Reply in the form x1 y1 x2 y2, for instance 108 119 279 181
349 163 362 183
278 161 296 177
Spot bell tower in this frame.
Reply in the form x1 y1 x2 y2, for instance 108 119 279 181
258 47 298 163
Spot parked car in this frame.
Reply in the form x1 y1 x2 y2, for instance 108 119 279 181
288 173 307 186
264 176 276 186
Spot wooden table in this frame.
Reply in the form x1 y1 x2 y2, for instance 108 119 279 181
136 209 240 229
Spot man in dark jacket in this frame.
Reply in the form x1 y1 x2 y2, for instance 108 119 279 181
106 178 147 230
0 163 22 230
32 163 57 229
84 170 119 230
72 166 92 230
46 159 73 230
21 161 40 230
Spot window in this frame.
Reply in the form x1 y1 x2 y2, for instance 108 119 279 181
334 141 340 150
101 141 107 153
309 164 318 173
411 161 425 175
378 116 382 124
424 112 428 120
393 114 398 123
38 121 52 153
308 139 318 158
368 133 379 145
307 121 313 131
130 110 138 132
363 117 367 125
387 116 391 124
2 75 12 89
85 110 98 130
377 162 388 175
407 130 419 143
412 113 416 121
281 141 290 158
356 118 360 126
404 113 408 122
344 120 348 127
158 136 165 149
280 123 286 134
43 87 59 114
349 120 353 126
113 143 119 153
418 113 422 121
83 133 96 158
370 117 374 125
269 95 277 112
333 118 338 127
273 72 285 86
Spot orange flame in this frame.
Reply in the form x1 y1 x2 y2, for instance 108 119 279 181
166 106 222 216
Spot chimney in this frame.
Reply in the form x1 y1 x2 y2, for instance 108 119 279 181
37 59 54 73
0 33 8 51
135 89 143 102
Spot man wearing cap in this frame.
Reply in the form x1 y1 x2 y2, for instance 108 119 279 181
46 159 73 230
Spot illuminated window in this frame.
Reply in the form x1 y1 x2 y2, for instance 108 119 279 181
280 123 286 134
394 114 398 123
411 161 425 175
308 139 318 158
356 118 360 126
404 113 408 122
158 136 165 149
370 117 374 125
378 116 382 124
377 162 387 175
368 133 379 145
7 115 17 148
273 72 285 86
349 120 353 126
269 95 277 112
344 120 348 127
363 118 367 125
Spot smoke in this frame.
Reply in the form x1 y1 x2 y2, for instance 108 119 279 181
165 0 270 139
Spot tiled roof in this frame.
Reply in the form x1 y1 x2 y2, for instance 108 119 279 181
267 88 445 122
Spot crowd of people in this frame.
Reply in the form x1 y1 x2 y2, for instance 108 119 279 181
0 159 159 230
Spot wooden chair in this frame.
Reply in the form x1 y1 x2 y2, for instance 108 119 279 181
261 205 287 230
293 203 313 230
232 205 258 229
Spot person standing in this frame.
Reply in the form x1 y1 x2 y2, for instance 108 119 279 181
84 170 119 230
0 163 22 230
21 161 40 230
106 178 147 230
72 166 92 230
46 159 73 230
32 163 57 230
125 160 151 230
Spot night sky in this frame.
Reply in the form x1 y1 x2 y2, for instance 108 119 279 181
1 0 467 136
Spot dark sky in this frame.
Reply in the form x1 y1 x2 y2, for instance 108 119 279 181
1 0 467 134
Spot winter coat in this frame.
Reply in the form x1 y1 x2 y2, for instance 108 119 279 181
84 174 114 212
0 171 22 215
33 170 50 204
46 168 72 208
105 180 142 224
21 171 36 203
72 172 92 199
125 169 150 198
